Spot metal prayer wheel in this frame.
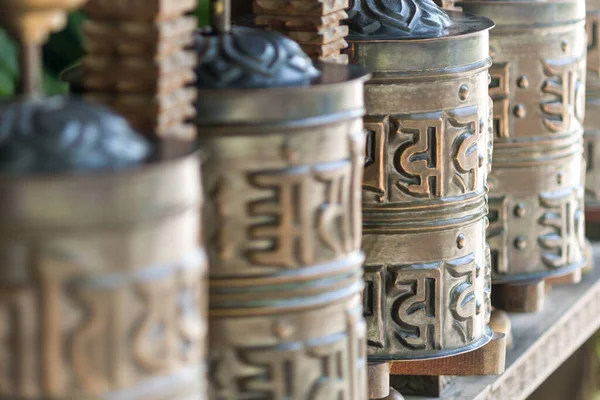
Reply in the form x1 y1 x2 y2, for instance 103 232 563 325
195 24 369 398
461 0 588 286
346 8 495 360
0 139 206 398
585 0 600 216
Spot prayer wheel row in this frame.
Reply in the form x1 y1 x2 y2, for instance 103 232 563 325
0 0 596 399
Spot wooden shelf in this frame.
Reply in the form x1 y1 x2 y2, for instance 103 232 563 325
405 244 600 400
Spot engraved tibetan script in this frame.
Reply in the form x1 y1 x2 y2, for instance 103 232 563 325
487 196 509 274
0 259 204 398
392 106 481 200
363 118 387 198
446 254 479 343
389 264 442 351
541 57 585 132
539 188 585 268
587 15 600 77
210 330 362 400
248 158 359 268
489 63 510 138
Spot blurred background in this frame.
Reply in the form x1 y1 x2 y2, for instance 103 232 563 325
0 0 222 97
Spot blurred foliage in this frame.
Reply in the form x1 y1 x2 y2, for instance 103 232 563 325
0 1 209 98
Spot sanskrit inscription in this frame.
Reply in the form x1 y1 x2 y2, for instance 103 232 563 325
488 63 510 139
390 105 482 201
209 325 366 399
247 157 360 268
539 187 585 268
487 196 509 275
541 57 585 132
0 257 204 398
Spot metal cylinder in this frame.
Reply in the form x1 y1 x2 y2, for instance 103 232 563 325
347 11 494 360
197 62 369 399
461 0 588 283
0 151 206 399
585 0 600 206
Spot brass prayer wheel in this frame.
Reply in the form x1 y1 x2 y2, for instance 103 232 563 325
347 9 495 360
461 0 588 284
0 141 206 398
585 0 600 212
196 25 369 398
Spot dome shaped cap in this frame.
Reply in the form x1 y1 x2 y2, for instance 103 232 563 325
195 26 321 90
0 96 150 173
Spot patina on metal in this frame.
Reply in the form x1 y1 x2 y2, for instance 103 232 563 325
196 10 370 396
0 97 150 173
461 0 588 286
0 140 206 399
346 0 451 36
585 0 600 220
348 9 494 361
0 1 207 397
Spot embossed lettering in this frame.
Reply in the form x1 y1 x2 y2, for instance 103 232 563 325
363 118 388 198
487 197 509 274
391 106 482 200
248 158 358 268
446 254 478 343
539 188 585 268
541 57 585 132
394 116 445 198
389 264 442 350
489 63 510 138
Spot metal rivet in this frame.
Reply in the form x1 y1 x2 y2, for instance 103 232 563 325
514 203 526 217
273 320 294 339
459 84 469 101
557 172 563 184
514 236 527 250
457 234 466 249
514 104 526 118
517 76 529 89
561 40 568 52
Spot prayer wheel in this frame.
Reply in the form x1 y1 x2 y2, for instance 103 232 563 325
347 4 495 361
0 100 206 399
195 23 369 399
461 0 588 297
585 0 600 223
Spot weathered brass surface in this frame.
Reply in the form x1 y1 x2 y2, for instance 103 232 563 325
0 149 207 399
82 0 198 140
461 0 588 284
196 62 369 399
585 0 600 207
347 11 494 361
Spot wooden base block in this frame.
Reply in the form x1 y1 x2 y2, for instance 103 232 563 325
390 375 454 397
387 333 506 376
492 280 546 312
493 265 586 313
489 308 513 348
